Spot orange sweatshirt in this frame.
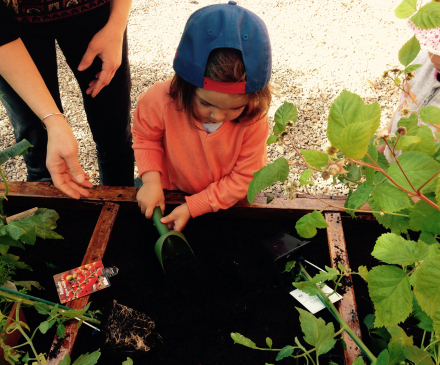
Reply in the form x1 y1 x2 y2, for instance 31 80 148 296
132 79 269 218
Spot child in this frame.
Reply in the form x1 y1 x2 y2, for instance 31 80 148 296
383 18 440 158
132 1 272 231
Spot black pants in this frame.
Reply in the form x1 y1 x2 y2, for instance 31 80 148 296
0 4 134 186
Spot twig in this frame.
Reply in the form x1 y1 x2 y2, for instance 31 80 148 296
285 130 322 172
417 171 440 193
384 139 417 192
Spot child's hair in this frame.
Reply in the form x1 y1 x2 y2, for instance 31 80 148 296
169 48 271 129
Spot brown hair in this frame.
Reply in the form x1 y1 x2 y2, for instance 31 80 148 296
169 48 271 128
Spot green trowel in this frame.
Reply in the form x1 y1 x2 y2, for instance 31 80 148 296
151 206 195 271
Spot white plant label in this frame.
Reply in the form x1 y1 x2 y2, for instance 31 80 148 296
290 284 343 314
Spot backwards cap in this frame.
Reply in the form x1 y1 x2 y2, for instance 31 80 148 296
173 1 272 94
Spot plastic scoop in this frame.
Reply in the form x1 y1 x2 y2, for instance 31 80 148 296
151 206 194 270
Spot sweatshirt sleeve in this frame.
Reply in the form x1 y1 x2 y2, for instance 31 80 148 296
132 84 166 178
185 117 269 217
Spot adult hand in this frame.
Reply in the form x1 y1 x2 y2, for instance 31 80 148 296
45 117 93 199
77 23 123 98
160 203 191 232
136 171 165 219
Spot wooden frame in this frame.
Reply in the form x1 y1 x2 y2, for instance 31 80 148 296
1 182 371 364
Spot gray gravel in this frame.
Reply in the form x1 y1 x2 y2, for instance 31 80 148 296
0 0 416 195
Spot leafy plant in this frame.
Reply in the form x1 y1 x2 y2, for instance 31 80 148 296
233 1 440 363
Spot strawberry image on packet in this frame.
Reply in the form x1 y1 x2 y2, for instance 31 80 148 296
53 261 117 303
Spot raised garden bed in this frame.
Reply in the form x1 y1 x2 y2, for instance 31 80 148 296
2 182 387 364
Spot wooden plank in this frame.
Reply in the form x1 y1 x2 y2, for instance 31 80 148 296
47 202 120 364
0 182 373 218
325 212 363 364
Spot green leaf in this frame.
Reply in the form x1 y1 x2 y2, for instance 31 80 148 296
266 337 273 349
363 314 375 330
398 113 419 136
296 307 337 356
71 350 101 365
340 121 375 159
371 185 412 213
420 231 437 246
358 265 369 281
376 349 390 365
284 260 296 273
0 244 8 255
387 152 440 192
57 323 66 338
273 102 298 135
300 169 313 186
345 164 362 181
247 158 289 204
122 358 133 365
327 90 380 150
230 333 257 348
387 325 413 365
275 346 294 361
301 150 329 169
368 197 410 234
60 308 88 319
398 36 421 67
5 219 36 245
414 255 440 333
409 199 440 235
295 210 329 238
345 182 372 212
367 266 412 327
402 125 436 156
51 303 59 317
352 357 365 365
14 281 42 291
420 106 440 125
34 302 50 315
411 2 440 29
395 135 422 150
372 233 429 266
0 236 24 249
22 352 30 364
39 321 50 334
266 196 274 204
312 266 339 283
437 174 440 206
292 281 321 296
413 296 434 332
59 354 71 365
377 153 390 172
405 63 423 73
266 135 278 145
404 345 435 364
363 139 379 185
0 139 33 165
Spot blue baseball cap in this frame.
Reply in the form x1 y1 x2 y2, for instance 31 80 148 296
173 1 272 94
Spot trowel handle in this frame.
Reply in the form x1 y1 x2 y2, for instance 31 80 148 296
152 206 170 237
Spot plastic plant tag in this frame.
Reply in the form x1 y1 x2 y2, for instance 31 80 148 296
289 284 343 314
6 207 38 223
53 261 118 303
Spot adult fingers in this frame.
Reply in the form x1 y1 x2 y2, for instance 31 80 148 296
90 67 117 98
77 45 98 72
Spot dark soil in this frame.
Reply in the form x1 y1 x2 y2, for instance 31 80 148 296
6 203 420 364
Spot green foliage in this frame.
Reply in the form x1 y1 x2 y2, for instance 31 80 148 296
273 102 298 135
387 326 413 365
345 182 372 213
247 158 289 204
301 149 329 169
371 185 412 213
299 169 313 186
398 36 421 67
404 345 435 365
295 210 329 239
367 266 412 327
411 2 440 29
231 333 257 349
0 140 33 165
402 125 436 156
297 308 337 356
409 198 440 235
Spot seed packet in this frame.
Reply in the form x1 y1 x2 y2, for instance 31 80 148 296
53 261 118 303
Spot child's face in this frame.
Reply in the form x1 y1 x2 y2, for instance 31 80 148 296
194 88 250 124
428 51 440 72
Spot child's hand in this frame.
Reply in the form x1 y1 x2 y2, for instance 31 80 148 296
160 203 191 232
136 171 165 219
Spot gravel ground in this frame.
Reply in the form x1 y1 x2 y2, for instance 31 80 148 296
0 0 416 195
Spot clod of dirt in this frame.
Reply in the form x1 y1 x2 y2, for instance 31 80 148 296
103 300 162 353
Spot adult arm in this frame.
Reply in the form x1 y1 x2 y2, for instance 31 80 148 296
77 0 133 97
0 39 93 198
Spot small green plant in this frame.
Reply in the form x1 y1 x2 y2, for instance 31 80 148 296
233 1 440 364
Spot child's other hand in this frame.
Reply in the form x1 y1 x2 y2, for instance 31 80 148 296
136 171 164 219
160 203 191 232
